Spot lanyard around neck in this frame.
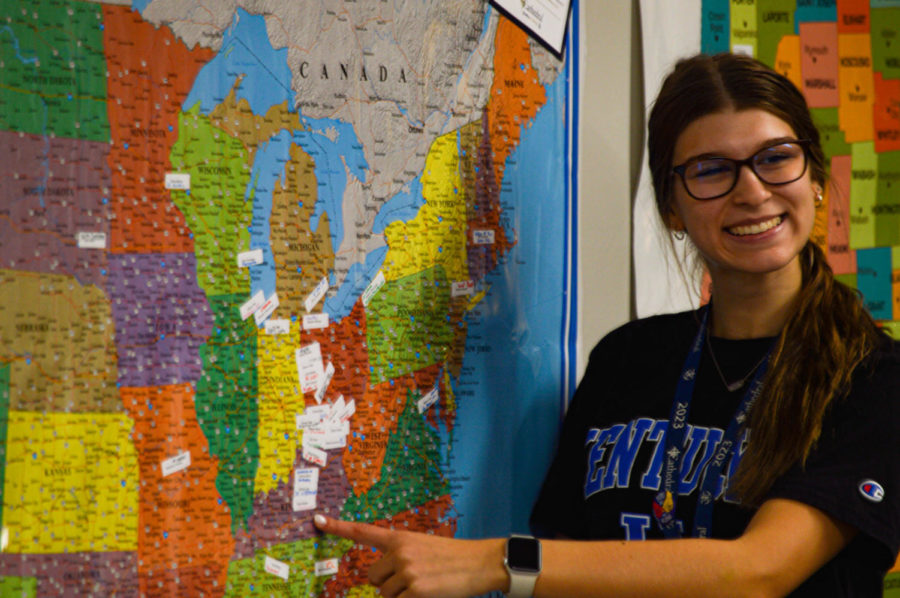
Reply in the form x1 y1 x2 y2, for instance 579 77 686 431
652 306 770 538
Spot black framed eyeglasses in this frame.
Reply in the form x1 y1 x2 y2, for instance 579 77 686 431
672 139 811 200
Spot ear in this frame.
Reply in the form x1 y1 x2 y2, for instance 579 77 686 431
812 183 824 205
665 208 685 234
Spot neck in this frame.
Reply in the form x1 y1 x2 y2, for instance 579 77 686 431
707 258 803 339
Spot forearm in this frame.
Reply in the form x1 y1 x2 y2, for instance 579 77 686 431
475 537 767 598
532 537 768 598
494 499 852 598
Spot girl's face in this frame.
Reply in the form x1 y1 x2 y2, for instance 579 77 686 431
668 108 818 283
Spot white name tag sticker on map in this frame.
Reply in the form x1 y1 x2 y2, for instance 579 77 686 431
236 248 264 268
264 555 290 581
254 293 279 326
297 404 330 430
304 276 329 313
295 342 325 395
315 558 340 576
338 397 356 421
330 395 346 420
302 443 327 467
451 280 474 297
314 362 335 404
293 467 319 511
417 387 439 413
164 172 190 190
303 427 347 450
362 270 385 306
472 229 495 245
77 232 107 249
239 290 265 321
265 319 291 335
161 451 191 477
303 313 329 330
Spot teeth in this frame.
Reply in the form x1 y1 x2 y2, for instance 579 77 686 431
728 216 783 236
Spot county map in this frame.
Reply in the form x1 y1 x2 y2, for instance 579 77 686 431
0 1 572 595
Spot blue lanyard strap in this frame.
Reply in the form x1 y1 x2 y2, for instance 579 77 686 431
652 306 770 538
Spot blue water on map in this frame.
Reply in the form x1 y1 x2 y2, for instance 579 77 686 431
373 176 425 234
131 0 151 13
438 74 568 538
290 121 368 253
1 26 38 65
481 6 493 43
183 9 294 116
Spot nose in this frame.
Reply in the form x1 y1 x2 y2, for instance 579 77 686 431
730 163 772 205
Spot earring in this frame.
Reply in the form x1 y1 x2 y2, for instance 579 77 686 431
814 188 823 205
673 230 686 241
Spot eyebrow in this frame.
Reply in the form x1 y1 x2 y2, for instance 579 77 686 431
677 136 800 165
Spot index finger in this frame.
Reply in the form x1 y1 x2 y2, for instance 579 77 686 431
314 514 393 550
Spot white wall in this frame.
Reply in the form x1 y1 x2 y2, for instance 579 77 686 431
576 0 640 377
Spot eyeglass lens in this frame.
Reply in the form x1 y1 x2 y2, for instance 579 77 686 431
679 142 808 200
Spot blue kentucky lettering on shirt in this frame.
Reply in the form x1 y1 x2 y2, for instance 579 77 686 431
584 418 748 502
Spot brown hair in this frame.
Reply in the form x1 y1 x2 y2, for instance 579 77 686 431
647 53 882 506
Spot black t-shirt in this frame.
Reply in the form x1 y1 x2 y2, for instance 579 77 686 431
530 310 900 596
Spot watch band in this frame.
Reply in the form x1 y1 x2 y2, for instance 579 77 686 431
507 569 539 598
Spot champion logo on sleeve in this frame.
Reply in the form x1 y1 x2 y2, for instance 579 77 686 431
858 479 885 503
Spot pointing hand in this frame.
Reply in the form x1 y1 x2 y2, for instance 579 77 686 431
314 514 507 598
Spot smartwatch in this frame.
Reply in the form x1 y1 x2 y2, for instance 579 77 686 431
504 535 541 598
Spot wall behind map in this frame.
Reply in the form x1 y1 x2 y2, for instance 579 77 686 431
576 1 638 367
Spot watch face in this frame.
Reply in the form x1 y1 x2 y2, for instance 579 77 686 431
507 536 540 571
